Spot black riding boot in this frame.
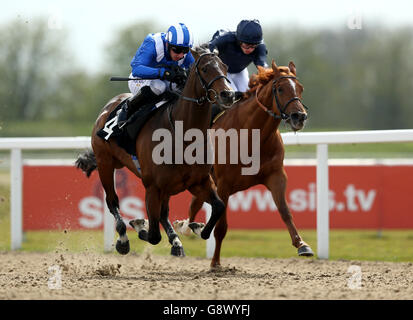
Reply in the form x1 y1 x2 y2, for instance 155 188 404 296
118 86 159 128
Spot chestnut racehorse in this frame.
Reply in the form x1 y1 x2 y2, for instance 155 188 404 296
76 46 235 257
176 60 314 267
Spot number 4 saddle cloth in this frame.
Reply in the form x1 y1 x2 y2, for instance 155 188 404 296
96 97 171 156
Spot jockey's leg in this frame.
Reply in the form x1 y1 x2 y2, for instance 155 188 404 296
118 79 166 128
227 68 249 93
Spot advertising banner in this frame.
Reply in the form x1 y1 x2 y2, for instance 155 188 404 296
23 165 413 230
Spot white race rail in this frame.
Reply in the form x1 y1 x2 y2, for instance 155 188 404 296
2 129 413 258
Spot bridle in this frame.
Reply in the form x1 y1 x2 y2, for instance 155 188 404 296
167 52 231 136
175 52 231 105
255 75 308 121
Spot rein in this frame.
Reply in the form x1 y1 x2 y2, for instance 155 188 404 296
255 75 308 121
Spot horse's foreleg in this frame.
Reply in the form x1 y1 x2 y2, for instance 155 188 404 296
266 170 314 256
159 199 185 257
96 159 129 255
137 187 162 245
210 194 229 268
188 177 225 240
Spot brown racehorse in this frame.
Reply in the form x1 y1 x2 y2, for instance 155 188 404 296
76 45 235 257
175 60 314 268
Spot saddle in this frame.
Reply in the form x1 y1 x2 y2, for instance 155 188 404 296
97 95 177 156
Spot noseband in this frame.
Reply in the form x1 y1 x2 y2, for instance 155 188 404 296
179 52 231 105
256 75 308 121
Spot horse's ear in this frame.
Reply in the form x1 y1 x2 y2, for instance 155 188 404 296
271 60 280 76
190 48 199 61
289 61 297 76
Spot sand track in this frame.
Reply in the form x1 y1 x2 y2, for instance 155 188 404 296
0 251 412 300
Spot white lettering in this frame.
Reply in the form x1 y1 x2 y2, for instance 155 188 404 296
78 197 103 228
120 196 145 222
254 190 277 211
152 129 173 164
357 189 376 211
344 184 358 211
290 189 307 211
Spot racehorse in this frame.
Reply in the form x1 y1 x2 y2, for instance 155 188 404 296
76 45 235 257
175 60 314 268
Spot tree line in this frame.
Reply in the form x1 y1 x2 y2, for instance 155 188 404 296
1 18 413 133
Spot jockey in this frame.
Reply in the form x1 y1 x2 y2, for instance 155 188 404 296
209 19 268 93
117 23 195 128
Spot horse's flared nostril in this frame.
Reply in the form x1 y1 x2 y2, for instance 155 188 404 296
220 90 235 105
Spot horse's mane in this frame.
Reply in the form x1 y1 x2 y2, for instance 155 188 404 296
246 66 292 97
193 43 211 55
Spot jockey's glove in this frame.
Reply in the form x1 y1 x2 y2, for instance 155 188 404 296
161 68 177 82
162 67 187 86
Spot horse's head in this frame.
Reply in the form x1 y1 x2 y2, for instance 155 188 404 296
271 60 307 131
252 60 308 131
188 46 235 108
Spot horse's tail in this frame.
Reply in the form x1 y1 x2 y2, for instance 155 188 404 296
75 149 97 178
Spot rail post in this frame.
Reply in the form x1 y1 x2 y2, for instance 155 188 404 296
10 148 23 250
316 144 329 259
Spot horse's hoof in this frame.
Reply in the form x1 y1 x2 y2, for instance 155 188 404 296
171 245 185 257
298 245 314 257
200 229 210 240
188 222 204 237
116 239 130 255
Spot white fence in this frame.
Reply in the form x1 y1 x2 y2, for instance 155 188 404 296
1 129 413 259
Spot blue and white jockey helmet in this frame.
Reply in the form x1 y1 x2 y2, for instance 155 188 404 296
236 19 263 45
166 23 194 49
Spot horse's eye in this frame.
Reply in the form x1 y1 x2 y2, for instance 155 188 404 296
277 87 283 94
202 66 208 73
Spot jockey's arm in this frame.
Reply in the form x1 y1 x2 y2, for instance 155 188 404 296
130 38 166 79
254 43 269 69
208 33 228 53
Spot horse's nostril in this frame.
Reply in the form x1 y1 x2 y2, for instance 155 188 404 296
221 90 234 98
291 112 307 122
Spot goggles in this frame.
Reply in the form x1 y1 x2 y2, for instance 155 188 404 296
170 45 189 54
240 42 258 50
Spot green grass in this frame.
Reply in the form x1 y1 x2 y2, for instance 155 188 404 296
0 226 412 262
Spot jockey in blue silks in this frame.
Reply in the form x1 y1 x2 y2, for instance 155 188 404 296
118 23 195 128
209 19 268 93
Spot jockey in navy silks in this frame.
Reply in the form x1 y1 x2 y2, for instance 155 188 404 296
117 23 195 128
209 19 268 93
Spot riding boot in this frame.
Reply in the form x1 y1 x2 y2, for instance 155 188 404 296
118 86 159 129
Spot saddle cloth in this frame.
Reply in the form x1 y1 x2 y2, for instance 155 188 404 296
96 97 172 156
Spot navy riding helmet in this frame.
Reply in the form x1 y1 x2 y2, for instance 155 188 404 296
236 19 263 45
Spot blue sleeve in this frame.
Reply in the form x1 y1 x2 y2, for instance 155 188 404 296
130 36 165 79
253 43 269 68
183 52 195 68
